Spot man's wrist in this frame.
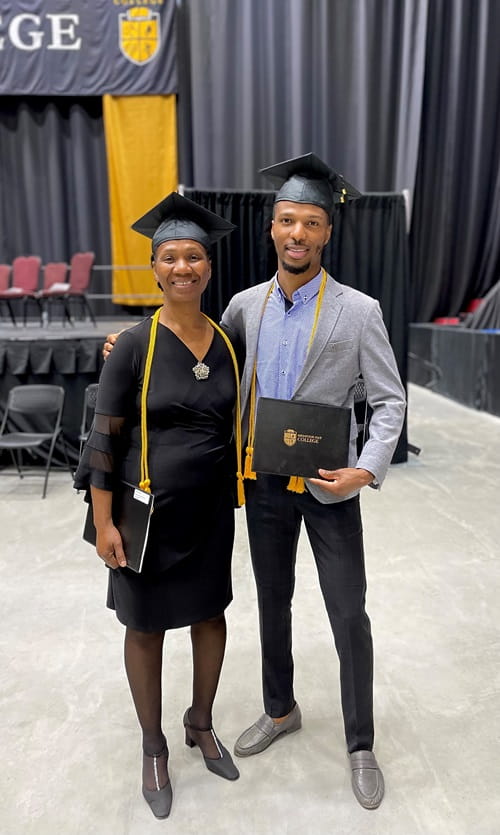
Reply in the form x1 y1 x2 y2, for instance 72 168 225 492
356 467 375 486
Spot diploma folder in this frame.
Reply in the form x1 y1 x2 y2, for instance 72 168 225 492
252 397 351 478
83 481 155 573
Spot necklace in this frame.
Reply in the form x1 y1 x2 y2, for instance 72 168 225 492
192 360 210 380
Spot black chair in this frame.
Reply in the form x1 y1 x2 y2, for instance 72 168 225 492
0 384 73 498
354 378 369 455
78 382 99 457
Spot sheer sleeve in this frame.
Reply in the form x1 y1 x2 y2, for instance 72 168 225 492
73 328 142 492
74 413 128 491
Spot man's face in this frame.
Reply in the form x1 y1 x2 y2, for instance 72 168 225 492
271 201 332 277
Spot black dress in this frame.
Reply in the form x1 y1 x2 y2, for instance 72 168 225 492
75 317 237 632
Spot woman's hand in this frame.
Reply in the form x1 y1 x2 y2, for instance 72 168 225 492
96 522 127 569
90 487 127 568
309 467 374 497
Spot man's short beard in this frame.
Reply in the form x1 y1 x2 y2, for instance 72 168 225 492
282 259 311 275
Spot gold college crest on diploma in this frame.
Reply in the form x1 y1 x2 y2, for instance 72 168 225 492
283 429 297 447
119 8 160 65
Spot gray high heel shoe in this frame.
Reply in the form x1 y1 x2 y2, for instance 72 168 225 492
142 746 173 819
183 708 239 781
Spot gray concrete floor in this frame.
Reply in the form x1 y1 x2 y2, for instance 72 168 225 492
1 383 500 835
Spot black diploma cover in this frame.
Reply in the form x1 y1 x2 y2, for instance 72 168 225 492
83 481 155 573
252 397 351 478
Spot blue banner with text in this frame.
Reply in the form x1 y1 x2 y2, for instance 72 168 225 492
0 0 176 95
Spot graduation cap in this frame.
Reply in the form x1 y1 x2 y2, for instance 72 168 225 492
131 192 236 253
259 152 361 215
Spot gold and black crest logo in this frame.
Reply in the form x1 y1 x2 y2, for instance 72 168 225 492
119 8 160 65
283 428 297 447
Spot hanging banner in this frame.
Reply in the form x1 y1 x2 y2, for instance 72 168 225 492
0 0 176 95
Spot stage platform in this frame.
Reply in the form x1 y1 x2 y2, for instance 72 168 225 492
0 318 140 453
409 323 500 417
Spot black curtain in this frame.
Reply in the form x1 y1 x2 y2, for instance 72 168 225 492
0 96 114 317
185 189 276 318
410 0 500 321
3 2 499 328
186 188 409 463
178 0 428 195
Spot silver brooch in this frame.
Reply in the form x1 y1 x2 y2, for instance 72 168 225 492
192 361 210 380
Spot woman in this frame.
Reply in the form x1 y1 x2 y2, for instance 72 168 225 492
75 193 242 819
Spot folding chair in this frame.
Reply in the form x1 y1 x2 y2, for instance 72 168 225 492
36 261 71 324
46 252 96 326
78 382 99 457
353 378 369 455
67 251 96 324
0 384 73 498
0 256 42 325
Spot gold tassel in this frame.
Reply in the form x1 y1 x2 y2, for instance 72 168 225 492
244 446 257 480
236 473 245 507
139 478 151 493
287 475 305 493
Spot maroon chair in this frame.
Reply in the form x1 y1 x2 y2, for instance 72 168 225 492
36 261 71 324
0 256 42 325
68 251 96 324
0 264 16 325
47 251 96 326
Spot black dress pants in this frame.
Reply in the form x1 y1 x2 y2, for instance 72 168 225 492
245 474 374 753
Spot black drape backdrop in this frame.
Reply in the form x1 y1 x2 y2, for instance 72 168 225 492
180 0 500 323
0 96 114 317
186 188 409 463
409 0 500 321
2 2 500 325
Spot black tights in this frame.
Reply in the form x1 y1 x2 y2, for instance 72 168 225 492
124 613 227 772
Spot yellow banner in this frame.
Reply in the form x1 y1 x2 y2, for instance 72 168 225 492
103 94 178 306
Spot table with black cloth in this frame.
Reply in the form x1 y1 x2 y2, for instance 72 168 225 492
409 323 500 417
0 323 121 461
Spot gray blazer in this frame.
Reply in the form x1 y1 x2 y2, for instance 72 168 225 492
221 272 406 504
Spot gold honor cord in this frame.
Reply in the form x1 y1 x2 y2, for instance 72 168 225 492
138 307 245 506
245 268 329 493
202 313 245 507
139 307 161 493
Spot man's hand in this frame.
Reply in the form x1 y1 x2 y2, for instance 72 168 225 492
309 467 374 497
102 332 120 360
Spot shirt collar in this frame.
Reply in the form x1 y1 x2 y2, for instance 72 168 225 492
273 269 323 307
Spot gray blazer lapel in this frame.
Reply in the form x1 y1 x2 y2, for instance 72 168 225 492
294 276 343 392
241 279 275 406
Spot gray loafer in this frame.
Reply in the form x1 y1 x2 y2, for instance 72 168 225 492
349 750 385 809
234 704 302 757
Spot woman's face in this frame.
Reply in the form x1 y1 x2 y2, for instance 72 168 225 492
153 238 211 302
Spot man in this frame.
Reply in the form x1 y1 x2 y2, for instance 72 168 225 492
103 153 406 809
220 153 406 810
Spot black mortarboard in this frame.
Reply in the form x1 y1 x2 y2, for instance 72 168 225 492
259 152 361 215
131 192 236 252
